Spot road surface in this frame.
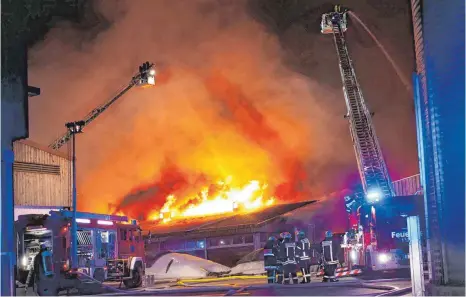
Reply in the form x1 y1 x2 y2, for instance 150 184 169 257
16 273 412 296
101 275 411 296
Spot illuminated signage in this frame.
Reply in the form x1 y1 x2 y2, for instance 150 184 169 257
391 231 409 239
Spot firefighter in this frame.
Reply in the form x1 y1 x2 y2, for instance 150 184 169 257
321 230 339 282
279 232 298 284
296 231 312 283
276 233 285 284
264 236 278 283
31 242 57 295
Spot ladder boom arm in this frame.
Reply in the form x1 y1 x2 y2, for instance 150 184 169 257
325 12 394 198
48 83 134 150
48 63 155 150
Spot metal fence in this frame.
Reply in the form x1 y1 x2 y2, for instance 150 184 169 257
392 174 422 196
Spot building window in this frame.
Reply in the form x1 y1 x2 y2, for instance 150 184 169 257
163 240 184 251
244 234 253 244
186 240 196 249
232 235 243 245
120 230 127 241
209 238 219 247
260 233 268 242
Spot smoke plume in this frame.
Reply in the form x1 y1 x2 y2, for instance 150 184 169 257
26 0 416 219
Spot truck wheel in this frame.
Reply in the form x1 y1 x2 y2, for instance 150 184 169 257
18 270 29 285
365 254 373 273
94 268 105 283
33 277 59 296
123 265 142 289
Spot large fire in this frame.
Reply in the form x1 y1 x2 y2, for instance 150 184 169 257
145 177 275 224
107 72 311 222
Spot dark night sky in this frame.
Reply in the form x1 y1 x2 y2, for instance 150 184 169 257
21 0 419 211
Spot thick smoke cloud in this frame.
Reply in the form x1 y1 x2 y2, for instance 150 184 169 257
27 0 417 217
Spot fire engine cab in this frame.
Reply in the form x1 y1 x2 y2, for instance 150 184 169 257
15 210 145 295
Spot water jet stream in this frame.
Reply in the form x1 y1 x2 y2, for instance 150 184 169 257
348 11 412 94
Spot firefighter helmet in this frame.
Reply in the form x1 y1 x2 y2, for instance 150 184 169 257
268 236 276 241
40 241 51 250
283 232 292 239
298 231 306 239
325 230 333 238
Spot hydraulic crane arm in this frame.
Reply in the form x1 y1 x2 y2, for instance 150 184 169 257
49 62 156 150
321 8 394 199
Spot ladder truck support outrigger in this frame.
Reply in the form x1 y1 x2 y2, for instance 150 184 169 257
321 5 415 274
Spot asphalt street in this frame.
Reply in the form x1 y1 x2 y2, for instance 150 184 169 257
99 275 412 296
17 272 412 296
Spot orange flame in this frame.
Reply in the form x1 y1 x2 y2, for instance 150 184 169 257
146 177 275 223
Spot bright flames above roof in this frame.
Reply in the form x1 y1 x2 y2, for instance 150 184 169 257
147 177 275 224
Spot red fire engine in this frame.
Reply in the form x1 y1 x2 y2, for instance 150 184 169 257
15 210 145 295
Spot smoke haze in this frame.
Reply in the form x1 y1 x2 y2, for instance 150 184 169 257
27 0 417 218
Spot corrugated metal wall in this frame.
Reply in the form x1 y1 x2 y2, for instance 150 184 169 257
13 140 72 207
411 0 465 288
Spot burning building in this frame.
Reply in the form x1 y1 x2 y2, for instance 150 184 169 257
143 200 316 267
143 189 351 268
141 175 419 268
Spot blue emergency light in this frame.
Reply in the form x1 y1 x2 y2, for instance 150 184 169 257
53 210 129 222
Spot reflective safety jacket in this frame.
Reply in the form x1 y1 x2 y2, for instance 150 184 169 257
276 239 284 266
321 239 339 265
279 239 297 265
264 240 278 269
296 238 311 266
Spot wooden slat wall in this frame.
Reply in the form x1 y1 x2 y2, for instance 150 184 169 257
13 141 72 207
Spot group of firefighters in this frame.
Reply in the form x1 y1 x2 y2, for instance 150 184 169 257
263 230 340 284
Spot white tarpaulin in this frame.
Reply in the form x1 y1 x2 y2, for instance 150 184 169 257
229 261 264 275
146 253 230 279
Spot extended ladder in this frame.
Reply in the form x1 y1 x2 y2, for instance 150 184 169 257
330 16 394 198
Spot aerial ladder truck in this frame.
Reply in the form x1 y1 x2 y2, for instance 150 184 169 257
320 6 422 272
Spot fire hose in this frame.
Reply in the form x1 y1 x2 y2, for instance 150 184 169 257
76 271 240 296
77 271 411 296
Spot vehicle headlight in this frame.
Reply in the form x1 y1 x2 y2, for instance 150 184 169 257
21 256 28 267
350 250 357 261
378 253 390 264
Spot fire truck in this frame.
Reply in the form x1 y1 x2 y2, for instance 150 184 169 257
15 210 145 294
321 6 425 272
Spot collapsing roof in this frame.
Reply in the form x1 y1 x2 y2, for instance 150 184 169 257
143 200 316 238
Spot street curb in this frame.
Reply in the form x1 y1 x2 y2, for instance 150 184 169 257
376 287 412 296
362 278 411 283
